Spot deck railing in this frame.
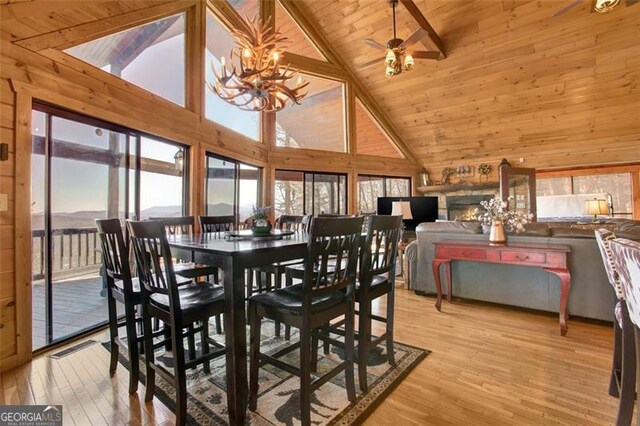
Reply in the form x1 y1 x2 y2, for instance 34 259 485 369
32 227 101 281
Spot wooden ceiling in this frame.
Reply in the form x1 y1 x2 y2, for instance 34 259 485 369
2 0 638 171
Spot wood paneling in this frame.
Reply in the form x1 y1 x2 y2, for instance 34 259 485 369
299 0 640 180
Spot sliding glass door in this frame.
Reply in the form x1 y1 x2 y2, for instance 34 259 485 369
274 170 347 218
31 103 188 351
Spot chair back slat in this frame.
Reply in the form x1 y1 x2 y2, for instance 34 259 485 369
128 220 178 300
96 218 133 292
594 229 625 299
303 217 363 298
365 215 403 278
149 216 195 236
199 215 236 233
276 215 310 233
611 239 640 327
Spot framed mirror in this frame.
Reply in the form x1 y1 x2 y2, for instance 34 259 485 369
500 166 537 220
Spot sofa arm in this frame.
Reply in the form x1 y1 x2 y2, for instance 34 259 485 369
405 240 418 289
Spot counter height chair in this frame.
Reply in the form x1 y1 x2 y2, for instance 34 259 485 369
128 220 226 426
152 216 222 333
610 238 640 426
595 229 635 425
248 216 363 426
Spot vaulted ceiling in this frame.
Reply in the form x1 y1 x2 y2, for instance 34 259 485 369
2 0 639 172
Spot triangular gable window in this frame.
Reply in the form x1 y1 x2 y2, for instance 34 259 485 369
355 98 404 158
276 1 327 61
65 14 186 107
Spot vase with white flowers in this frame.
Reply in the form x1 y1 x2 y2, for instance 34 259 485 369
474 195 533 245
251 205 272 235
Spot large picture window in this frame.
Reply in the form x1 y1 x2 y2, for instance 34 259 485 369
358 175 411 214
205 154 261 223
66 14 186 106
274 170 347 218
537 173 633 218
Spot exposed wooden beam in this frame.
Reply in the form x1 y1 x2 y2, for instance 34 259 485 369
13 0 196 52
399 0 445 58
206 0 251 35
282 52 347 81
277 0 421 166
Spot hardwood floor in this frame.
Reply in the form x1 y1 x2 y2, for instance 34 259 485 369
1 284 621 425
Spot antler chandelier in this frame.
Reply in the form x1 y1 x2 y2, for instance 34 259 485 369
207 16 308 112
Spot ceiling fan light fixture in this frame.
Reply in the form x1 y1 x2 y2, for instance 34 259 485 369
594 0 620 12
385 49 397 65
403 53 414 70
385 64 396 78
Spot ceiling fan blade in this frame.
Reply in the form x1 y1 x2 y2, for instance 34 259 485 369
411 50 441 60
363 39 386 51
357 57 385 70
553 0 583 16
400 28 428 49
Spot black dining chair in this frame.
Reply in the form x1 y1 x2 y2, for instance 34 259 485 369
248 216 363 426
128 220 226 426
199 214 236 234
96 218 144 395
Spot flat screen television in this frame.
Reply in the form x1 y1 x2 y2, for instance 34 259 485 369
376 196 438 231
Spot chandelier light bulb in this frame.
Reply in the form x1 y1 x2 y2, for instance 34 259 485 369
272 51 280 62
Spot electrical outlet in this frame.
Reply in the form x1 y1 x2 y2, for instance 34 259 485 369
0 194 7 212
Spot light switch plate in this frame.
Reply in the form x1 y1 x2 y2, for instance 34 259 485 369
0 194 8 212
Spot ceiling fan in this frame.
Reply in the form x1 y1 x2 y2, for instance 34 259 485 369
360 0 440 77
554 0 638 16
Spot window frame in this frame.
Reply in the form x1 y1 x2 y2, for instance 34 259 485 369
274 169 348 216
204 152 263 226
357 174 412 213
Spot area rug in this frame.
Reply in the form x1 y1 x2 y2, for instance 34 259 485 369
104 321 429 425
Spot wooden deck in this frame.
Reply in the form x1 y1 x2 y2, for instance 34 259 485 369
6 283 622 425
32 274 122 350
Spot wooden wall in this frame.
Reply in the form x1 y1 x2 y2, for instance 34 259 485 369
301 0 640 182
0 0 419 371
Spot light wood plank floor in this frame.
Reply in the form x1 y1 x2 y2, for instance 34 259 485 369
1 285 621 425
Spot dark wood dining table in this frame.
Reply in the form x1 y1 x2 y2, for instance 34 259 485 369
167 232 308 425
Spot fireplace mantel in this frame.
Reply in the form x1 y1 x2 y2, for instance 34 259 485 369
416 182 499 194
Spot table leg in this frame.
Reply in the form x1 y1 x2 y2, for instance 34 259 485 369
444 261 452 303
432 259 447 312
223 259 248 424
545 267 571 336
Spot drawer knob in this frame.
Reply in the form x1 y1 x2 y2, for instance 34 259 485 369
515 255 530 261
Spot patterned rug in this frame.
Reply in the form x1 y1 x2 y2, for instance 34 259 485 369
104 321 429 425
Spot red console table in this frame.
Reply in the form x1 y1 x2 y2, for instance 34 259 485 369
432 240 572 336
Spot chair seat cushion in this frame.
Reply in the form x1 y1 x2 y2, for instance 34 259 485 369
355 274 390 293
174 262 219 279
249 283 346 313
150 282 224 312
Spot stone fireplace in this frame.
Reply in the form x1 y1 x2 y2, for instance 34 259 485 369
446 194 495 221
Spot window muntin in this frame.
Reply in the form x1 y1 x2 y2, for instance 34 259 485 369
274 170 347 218
65 14 186 106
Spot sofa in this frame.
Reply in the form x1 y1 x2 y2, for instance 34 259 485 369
405 219 640 322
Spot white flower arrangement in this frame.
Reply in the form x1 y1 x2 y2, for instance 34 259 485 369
474 195 533 233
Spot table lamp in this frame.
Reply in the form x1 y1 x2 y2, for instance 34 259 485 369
391 201 413 221
584 198 609 223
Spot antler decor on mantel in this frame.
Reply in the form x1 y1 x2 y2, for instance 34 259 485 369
207 15 309 112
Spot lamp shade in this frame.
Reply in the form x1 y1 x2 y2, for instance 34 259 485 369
391 201 413 220
584 199 609 216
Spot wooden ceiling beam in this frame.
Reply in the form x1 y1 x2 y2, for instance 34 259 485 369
278 0 421 166
399 0 445 58
13 0 196 52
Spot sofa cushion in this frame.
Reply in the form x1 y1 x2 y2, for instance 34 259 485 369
551 227 595 238
507 223 550 237
416 221 482 234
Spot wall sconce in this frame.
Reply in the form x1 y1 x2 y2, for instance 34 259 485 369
0 143 8 161
174 149 184 172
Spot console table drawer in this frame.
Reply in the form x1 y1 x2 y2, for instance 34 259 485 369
441 247 486 260
500 251 546 264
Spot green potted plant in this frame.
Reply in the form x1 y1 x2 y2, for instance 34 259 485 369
251 205 272 235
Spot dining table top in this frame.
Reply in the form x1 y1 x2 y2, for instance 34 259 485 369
167 232 309 256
